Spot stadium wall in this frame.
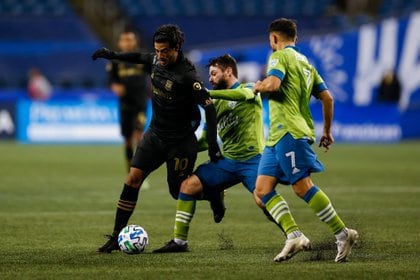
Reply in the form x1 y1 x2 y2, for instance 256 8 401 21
0 12 419 143
188 11 420 142
0 91 414 143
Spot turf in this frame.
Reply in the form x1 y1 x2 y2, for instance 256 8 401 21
0 141 419 279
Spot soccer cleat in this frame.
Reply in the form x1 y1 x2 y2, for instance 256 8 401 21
273 234 312 262
153 239 189 253
210 191 226 223
335 228 359 262
97 233 120 253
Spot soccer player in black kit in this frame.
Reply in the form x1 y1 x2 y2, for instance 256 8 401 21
107 30 149 171
92 24 221 253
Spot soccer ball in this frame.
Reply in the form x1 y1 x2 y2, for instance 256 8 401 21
118 225 149 254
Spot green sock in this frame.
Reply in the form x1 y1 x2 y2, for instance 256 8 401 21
262 191 299 235
174 192 196 241
303 186 345 234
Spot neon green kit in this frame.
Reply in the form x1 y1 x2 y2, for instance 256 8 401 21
203 82 265 161
265 46 327 146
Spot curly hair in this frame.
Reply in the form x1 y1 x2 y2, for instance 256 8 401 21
153 24 185 50
207 54 238 78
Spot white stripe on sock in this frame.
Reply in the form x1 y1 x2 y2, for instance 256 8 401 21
269 201 287 215
317 203 332 217
269 201 289 221
317 205 337 223
176 211 193 224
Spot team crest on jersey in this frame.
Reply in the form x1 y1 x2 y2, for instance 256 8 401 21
193 82 202 91
228 101 237 108
165 80 173 91
269 58 279 67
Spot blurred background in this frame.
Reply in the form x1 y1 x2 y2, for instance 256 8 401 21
0 0 419 143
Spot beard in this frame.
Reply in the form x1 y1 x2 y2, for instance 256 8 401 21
212 78 229 90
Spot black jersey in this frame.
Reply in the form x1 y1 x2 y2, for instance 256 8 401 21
117 51 210 141
149 54 207 141
107 61 149 112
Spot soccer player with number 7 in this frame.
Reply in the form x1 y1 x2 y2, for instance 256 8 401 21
253 18 358 262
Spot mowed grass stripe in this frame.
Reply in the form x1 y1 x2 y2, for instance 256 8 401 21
0 141 419 279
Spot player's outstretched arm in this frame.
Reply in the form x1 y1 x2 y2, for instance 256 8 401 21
253 76 281 94
92 47 151 64
92 47 116 60
209 86 255 101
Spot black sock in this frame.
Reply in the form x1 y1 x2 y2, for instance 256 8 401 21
113 184 140 234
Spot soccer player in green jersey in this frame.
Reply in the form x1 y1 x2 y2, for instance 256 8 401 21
253 18 358 262
154 54 274 253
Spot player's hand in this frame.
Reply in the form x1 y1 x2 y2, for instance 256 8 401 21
319 133 334 152
253 80 262 94
92 47 115 60
208 144 223 162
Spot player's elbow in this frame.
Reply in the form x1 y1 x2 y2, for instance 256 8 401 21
319 90 333 105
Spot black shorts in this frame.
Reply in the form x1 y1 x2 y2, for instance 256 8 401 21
131 130 198 199
120 109 146 138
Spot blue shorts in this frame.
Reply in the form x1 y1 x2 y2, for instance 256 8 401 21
195 154 261 193
258 133 324 185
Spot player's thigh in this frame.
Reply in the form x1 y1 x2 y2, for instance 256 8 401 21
237 154 261 193
195 159 240 192
131 130 166 173
166 134 198 198
275 133 324 185
257 146 288 185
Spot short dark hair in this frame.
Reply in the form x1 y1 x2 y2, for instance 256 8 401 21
269 18 297 41
153 24 185 49
120 29 139 41
207 54 238 78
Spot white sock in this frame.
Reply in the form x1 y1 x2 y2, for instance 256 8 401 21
287 230 302 240
174 238 187 245
335 228 348 241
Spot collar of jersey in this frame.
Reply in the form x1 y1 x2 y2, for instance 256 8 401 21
285 45 300 52
230 81 240 89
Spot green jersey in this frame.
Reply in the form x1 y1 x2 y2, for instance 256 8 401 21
207 82 264 161
265 46 327 146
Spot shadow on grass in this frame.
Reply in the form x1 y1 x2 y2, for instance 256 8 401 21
305 236 363 262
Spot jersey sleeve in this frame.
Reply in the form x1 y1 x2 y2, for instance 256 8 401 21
184 71 212 107
311 69 328 99
113 52 154 65
209 83 255 101
266 51 286 80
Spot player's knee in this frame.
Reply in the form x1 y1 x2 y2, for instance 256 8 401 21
180 175 203 195
125 167 146 188
253 188 265 200
253 192 265 208
254 175 277 199
292 177 314 199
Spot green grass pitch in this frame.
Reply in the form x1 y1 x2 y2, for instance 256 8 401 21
0 141 419 279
